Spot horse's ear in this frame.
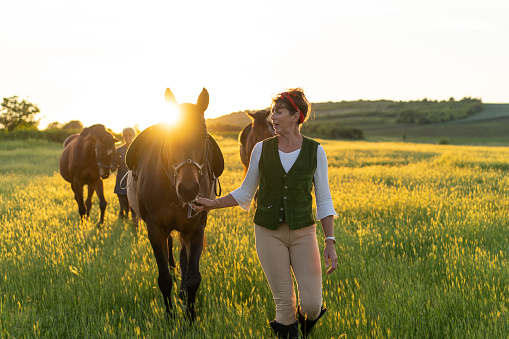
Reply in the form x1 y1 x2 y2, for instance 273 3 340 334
165 88 177 104
263 109 270 118
247 111 255 119
80 126 90 136
197 88 209 113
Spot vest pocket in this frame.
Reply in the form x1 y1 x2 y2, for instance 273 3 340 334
256 204 276 215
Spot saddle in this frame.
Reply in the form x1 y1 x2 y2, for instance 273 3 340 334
126 123 224 178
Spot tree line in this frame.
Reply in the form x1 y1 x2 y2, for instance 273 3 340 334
0 96 84 142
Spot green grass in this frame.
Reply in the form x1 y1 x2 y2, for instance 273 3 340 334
360 116 509 145
452 103 509 123
2 138 509 337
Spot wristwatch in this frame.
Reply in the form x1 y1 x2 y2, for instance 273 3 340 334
325 236 336 244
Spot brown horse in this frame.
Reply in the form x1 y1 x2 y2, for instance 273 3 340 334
239 109 274 176
59 124 118 224
127 88 224 320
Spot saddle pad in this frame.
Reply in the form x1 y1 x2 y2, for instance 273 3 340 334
126 123 169 170
208 134 224 178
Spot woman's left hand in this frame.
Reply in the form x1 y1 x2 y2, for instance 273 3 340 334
190 197 216 212
323 241 338 275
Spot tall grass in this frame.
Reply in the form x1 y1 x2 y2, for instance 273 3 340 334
1 138 509 338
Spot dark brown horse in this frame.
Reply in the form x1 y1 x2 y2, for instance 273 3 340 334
59 124 118 224
127 88 224 320
239 109 274 176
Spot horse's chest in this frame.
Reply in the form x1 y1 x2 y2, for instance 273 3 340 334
148 206 199 233
79 167 99 183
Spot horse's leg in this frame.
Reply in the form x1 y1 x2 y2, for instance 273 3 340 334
168 234 176 269
181 225 205 321
72 181 87 220
94 180 107 224
179 237 188 301
86 184 95 218
147 224 173 315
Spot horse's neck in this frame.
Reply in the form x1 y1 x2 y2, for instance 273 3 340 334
253 122 271 140
74 136 97 164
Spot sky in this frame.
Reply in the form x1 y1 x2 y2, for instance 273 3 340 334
1 0 508 132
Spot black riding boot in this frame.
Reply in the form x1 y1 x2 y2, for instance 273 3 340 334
297 306 327 337
269 320 299 339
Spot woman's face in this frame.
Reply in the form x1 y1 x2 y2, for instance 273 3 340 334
123 133 135 146
271 105 298 135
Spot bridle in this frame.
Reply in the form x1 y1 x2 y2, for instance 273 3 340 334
161 135 212 218
162 135 209 186
171 157 206 177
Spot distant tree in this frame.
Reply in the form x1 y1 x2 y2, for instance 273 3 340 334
46 121 63 130
0 96 40 131
62 120 84 131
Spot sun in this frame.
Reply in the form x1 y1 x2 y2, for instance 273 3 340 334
160 102 182 127
142 100 182 129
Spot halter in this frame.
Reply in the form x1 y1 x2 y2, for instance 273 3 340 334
94 144 116 171
97 161 116 171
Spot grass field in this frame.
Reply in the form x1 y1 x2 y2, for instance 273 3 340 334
1 137 509 338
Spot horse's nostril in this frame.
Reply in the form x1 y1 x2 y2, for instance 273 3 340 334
177 182 200 203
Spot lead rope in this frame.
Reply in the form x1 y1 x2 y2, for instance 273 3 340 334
120 170 133 190
187 204 200 218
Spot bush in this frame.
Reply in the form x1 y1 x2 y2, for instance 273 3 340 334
208 123 241 133
0 128 80 143
396 109 418 124
301 122 364 140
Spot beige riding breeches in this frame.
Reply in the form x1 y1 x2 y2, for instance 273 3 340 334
255 222 323 325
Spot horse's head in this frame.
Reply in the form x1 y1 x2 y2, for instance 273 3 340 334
84 124 119 179
248 109 274 142
96 134 118 179
162 88 209 203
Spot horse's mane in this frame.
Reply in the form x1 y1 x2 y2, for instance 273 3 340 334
81 124 115 138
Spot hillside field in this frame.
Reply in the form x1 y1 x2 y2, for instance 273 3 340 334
207 103 509 145
1 138 509 338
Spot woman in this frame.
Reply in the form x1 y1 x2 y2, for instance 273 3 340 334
192 88 338 338
113 127 138 227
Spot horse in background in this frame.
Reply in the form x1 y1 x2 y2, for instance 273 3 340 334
59 124 118 224
126 88 224 320
239 109 274 177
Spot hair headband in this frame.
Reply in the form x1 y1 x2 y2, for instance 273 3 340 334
280 92 305 124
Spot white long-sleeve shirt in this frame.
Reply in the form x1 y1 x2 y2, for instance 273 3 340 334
230 141 338 220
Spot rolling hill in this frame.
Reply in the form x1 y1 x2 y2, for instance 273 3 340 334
206 102 509 145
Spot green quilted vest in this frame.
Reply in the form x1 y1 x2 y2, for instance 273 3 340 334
253 135 319 230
